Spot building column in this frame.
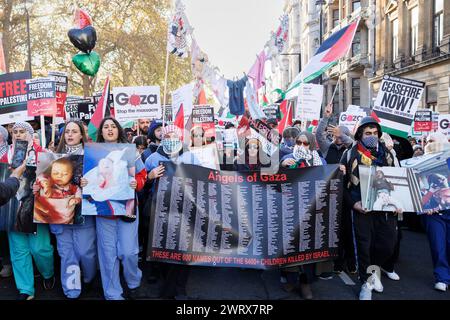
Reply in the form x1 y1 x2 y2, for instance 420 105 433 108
416 0 432 62
441 0 450 50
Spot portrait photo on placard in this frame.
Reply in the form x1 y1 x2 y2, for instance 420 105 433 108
33 153 83 225
82 143 136 216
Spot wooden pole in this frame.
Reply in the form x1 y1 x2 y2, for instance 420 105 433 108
40 115 46 147
162 49 170 127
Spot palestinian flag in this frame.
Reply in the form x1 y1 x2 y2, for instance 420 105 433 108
88 76 110 141
278 100 292 135
285 18 360 100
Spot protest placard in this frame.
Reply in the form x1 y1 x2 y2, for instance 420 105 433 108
64 97 96 124
113 86 161 122
26 77 57 116
48 71 68 118
147 163 342 269
438 114 450 136
263 104 279 120
339 110 367 131
373 75 425 138
192 105 215 139
0 71 32 124
413 110 433 132
296 83 324 121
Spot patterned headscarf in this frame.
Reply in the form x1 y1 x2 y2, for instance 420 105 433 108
12 122 34 141
0 126 8 159
161 124 182 140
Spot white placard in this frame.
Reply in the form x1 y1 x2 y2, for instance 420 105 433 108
296 83 324 121
112 86 161 122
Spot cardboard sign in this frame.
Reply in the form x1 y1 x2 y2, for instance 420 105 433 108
64 97 96 124
113 86 161 122
413 110 433 132
296 83 324 121
373 75 425 138
192 105 215 139
0 71 33 124
432 111 439 132
263 104 279 120
339 111 367 131
26 77 57 116
438 114 450 136
48 71 67 118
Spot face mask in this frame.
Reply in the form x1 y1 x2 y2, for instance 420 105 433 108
362 136 379 150
284 139 295 148
162 138 182 155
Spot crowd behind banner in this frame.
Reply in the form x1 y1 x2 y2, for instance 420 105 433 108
0 64 449 300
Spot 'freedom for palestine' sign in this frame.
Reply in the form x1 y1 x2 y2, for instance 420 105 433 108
372 75 425 138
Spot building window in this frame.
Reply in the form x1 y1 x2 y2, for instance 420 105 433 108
332 9 339 28
426 85 438 111
352 1 361 12
433 0 444 48
392 18 399 61
352 30 361 56
351 78 361 106
410 6 419 56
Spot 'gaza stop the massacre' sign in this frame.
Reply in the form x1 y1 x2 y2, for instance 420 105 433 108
373 75 425 138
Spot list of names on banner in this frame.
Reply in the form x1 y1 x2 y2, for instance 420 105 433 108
148 163 343 269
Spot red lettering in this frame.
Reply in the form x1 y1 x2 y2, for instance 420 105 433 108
20 79 27 94
13 80 20 95
5 81 13 96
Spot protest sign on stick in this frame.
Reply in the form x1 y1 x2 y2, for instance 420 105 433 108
373 75 425 138
0 71 32 124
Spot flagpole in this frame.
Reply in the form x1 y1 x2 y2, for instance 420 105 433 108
162 48 170 127
40 115 46 148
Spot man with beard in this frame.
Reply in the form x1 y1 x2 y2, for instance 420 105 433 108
138 118 151 136
340 116 401 300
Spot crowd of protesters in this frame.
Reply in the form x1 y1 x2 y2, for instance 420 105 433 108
0 105 449 301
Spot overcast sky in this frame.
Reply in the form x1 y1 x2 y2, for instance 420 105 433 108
183 0 284 79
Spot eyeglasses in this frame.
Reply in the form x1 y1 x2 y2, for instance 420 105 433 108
192 134 204 138
296 140 310 146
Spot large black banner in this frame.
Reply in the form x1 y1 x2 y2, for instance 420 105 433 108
146 163 343 269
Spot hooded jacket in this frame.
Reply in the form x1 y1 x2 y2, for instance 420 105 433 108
316 117 353 164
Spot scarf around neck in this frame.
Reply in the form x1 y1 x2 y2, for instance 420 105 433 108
65 143 83 155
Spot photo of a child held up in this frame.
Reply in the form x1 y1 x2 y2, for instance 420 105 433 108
33 153 83 224
359 166 420 213
420 171 450 212
372 170 404 212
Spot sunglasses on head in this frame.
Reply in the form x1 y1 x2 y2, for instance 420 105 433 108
296 140 310 146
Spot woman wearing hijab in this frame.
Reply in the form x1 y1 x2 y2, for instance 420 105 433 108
80 117 147 300
33 120 98 299
278 130 324 300
281 131 326 168
7 121 54 300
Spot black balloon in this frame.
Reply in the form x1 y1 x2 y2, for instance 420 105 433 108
68 26 97 53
